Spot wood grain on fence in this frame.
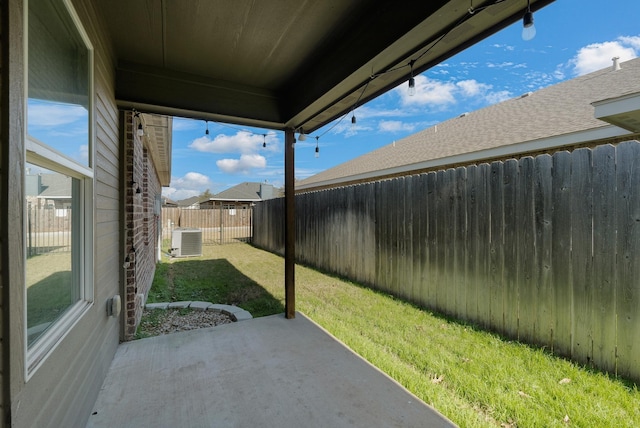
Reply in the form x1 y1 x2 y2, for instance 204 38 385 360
253 140 640 383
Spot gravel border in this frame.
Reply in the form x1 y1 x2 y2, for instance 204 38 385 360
137 301 253 338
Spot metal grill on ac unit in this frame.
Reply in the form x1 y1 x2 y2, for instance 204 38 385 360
171 228 202 257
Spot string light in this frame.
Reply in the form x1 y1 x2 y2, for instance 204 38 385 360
314 136 320 158
298 128 307 141
522 0 536 41
133 110 144 137
408 60 416 96
262 134 267 148
205 120 210 135
351 114 356 129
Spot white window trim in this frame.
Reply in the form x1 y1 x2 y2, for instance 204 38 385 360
23 0 96 380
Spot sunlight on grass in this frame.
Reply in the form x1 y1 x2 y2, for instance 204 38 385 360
149 243 640 427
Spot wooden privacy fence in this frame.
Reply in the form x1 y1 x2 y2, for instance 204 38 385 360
253 141 640 382
162 206 253 245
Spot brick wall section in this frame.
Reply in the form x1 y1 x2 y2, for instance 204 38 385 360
123 111 162 340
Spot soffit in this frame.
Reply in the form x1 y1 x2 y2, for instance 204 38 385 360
95 0 554 132
140 113 172 186
593 92 640 133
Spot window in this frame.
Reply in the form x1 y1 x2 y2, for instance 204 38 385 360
25 0 94 375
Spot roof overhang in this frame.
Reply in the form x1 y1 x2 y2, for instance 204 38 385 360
96 0 554 133
140 113 172 186
207 198 261 203
593 92 640 133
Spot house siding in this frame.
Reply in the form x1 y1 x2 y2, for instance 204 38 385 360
4 0 122 426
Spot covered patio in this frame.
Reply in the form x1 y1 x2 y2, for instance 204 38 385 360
91 1 554 426
97 0 555 318
87 313 454 427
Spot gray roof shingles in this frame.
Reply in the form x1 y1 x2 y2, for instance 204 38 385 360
299 57 640 189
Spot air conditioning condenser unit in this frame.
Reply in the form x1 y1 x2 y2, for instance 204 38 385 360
171 228 202 257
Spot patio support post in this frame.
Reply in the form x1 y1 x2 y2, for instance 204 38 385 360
284 128 296 319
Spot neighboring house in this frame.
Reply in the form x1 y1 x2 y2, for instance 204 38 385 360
297 57 640 192
200 182 277 209
25 173 72 209
177 195 204 209
162 196 178 207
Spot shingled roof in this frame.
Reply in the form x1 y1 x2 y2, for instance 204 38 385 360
212 182 276 202
297 57 640 192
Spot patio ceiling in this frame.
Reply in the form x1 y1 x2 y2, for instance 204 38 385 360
96 0 554 133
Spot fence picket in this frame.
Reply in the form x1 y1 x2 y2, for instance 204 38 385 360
503 159 518 338
518 156 536 343
571 148 594 364
592 144 617 372
552 151 573 358
490 162 505 331
534 154 553 346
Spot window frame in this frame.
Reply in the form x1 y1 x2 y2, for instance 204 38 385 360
23 0 96 379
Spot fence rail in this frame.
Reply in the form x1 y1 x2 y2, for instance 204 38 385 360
162 206 253 245
253 141 640 383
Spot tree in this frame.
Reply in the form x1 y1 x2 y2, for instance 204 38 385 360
200 188 214 199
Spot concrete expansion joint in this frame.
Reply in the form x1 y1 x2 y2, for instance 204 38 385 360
145 301 253 322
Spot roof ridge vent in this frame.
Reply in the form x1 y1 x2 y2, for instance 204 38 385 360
612 56 621 71
520 91 532 98
459 112 469 118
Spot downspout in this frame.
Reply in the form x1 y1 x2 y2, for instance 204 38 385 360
284 128 296 318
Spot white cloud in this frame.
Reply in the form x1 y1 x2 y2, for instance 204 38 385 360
172 117 202 132
217 154 267 174
567 36 639 76
397 76 511 108
619 35 640 50
484 90 512 105
491 43 515 52
400 75 457 107
189 131 278 154
378 120 418 133
164 171 214 201
456 80 490 97
487 62 515 68
79 145 89 163
28 102 87 127
162 186 200 201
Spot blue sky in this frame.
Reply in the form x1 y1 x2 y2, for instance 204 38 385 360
162 0 640 201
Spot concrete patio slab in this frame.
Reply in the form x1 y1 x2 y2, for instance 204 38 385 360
86 312 455 428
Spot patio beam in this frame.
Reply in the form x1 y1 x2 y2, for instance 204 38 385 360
284 128 296 319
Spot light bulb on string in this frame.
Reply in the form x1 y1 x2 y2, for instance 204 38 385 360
262 134 267 148
205 121 209 135
522 0 536 41
351 114 356 130
314 136 320 158
298 128 307 141
408 60 416 96
133 110 144 137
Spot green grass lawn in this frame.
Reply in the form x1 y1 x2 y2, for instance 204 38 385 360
146 242 640 427
26 252 74 345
